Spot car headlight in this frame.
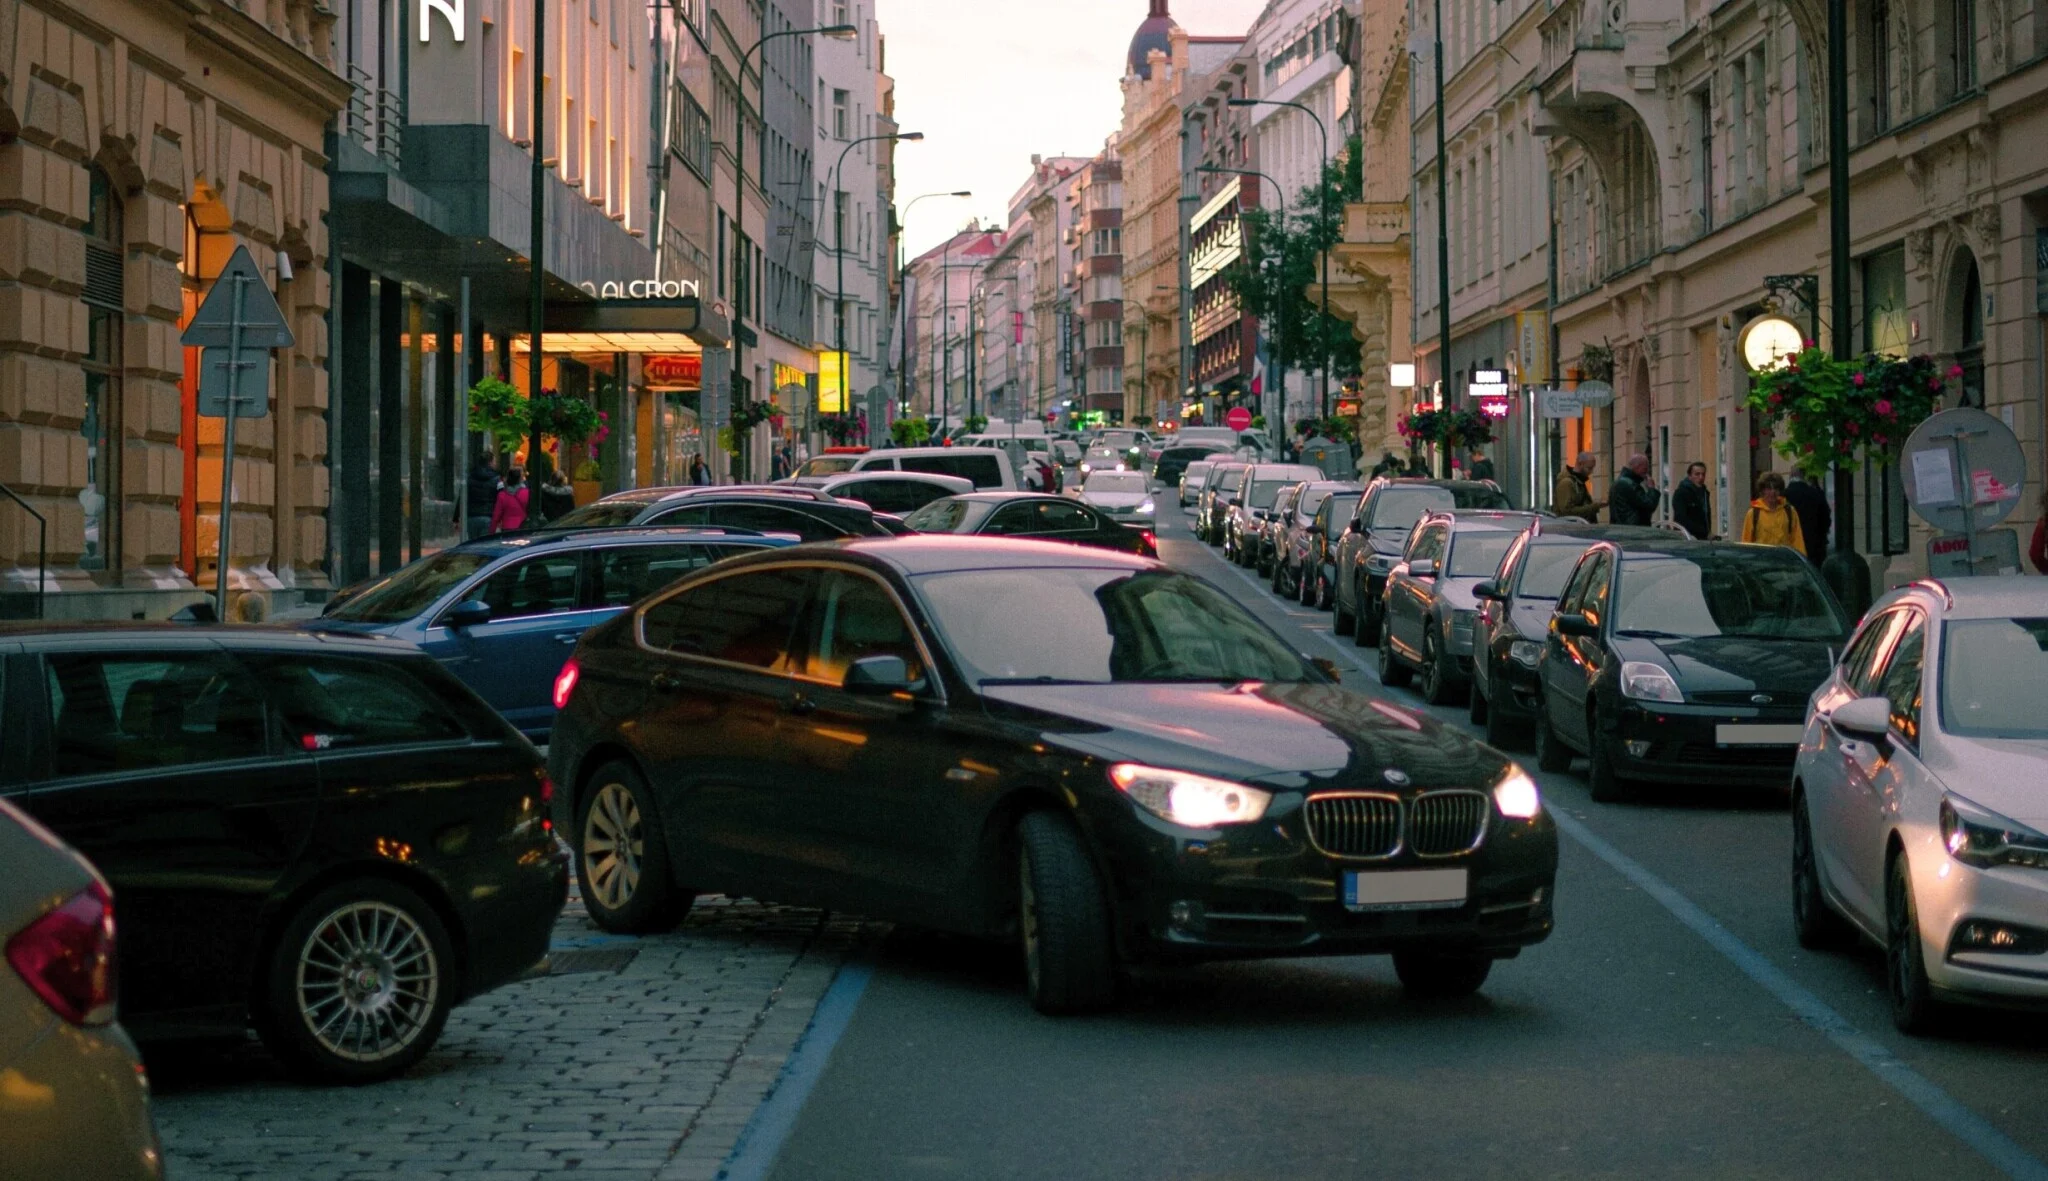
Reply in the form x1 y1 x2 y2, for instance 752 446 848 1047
1137 500 1155 514
1080 462 1093 473
1509 640 1542 668
1942 796 2048 870
1493 766 1542 820
1365 554 1396 576
1620 661 1683 703
1110 763 1272 827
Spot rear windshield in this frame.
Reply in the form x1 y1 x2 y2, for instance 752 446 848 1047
1940 618 2048 740
327 550 495 623
1324 494 1361 525
1247 479 1298 508
1447 532 1517 578
549 501 648 529
1214 468 1246 492
1367 486 1454 530
1614 550 1846 641
1519 541 1593 598
1297 488 1334 517
1085 472 1149 494
793 456 859 478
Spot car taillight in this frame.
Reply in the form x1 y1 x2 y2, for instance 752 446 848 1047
7 883 117 1026
552 659 580 710
1140 530 1158 557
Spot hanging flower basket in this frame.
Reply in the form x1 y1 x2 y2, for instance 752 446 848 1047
1743 347 1954 478
529 391 603 445
1396 407 1494 451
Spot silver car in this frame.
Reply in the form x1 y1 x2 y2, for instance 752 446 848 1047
1378 510 1539 705
1077 469 1155 523
0 797 163 1179
1793 577 2048 1033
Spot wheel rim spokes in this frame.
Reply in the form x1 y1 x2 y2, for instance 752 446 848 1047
584 783 645 910
296 900 440 1063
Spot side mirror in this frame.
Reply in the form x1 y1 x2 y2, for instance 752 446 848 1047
1307 523 1324 536
1228 497 1243 507
444 599 493 629
1408 558 1439 579
1346 519 1362 534
1829 696 1892 742
1473 581 1503 601
844 654 918 696
1553 613 1598 639
1310 655 1341 684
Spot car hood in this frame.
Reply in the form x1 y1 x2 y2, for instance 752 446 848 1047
1923 739 2048 831
1086 492 1150 509
1614 634 1838 697
979 681 1509 792
1508 598 1558 638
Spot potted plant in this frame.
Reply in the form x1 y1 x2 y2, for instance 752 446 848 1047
889 416 931 447
467 377 529 465
1743 346 1954 478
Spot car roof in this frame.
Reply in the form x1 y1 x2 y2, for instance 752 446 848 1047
1304 480 1363 491
765 534 1161 577
1371 477 1498 493
600 484 837 505
1594 536 1811 562
879 445 1006 458
1524 520 1672 543
948 491 1068 504
0 620 416 652
462 526 796 553
1884 577 2048 620
820 470 970 487
1427 509 1539 531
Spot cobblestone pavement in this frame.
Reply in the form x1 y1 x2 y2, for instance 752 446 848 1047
148 886 871 1181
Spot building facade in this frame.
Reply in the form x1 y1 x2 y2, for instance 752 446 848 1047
1072 144 1126 422
1021 155 1087 424
1181 42 1264 423
811 0 893 437
903 222 998 425
1329 0 1411 459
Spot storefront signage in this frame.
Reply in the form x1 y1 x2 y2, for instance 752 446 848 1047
644 355 702 388
420 0 463 42
576 279 703 300
1477 396 1512 419
1539 388 1587 419
1738 314 1804 372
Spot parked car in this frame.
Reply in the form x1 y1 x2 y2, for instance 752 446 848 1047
1173 426 1260 458
1272 481 1361 599
1076 469 1155 523
0 626 569 1082
787 446 870 480
845 445 1020 491
1334 478 1515 647
1051 438 1083 469
1178 458 1227 509
902 493 1157 557
1529 538 1850 802
0 797 163 1179
1376 510 1540 705
1225 463 1327 569
1468 520 1672 748
1151 444 1226 492
1791 578 2048 1033
547 486 904 540
812 471 973 516
1195 462 1249 544
1079 441 1136 478
1294 487 1364 611
547 538 1557 1012
308 528 799 741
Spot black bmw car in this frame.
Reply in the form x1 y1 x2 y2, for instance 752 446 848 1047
1530 538 1851 802
548 538 1557 1012
902 492 1157 557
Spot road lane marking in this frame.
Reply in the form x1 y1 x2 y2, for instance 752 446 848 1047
719 959 874 1181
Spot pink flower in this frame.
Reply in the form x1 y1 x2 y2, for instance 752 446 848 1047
1768 393 1783 405
1948 364 1964 378
1874 433 1889 445
1804 338 1817 349
1852 373 1865 387
1929 376 1943 390
1845 421 1859 435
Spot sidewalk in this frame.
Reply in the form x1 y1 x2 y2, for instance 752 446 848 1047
150 888 871 1181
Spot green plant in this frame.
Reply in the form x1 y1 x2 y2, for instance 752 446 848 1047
818 413 863 445
1397 407 1494 450
963 414 988 434
1250 415 1267 431
467 377 529 456
1131 414 1153 427
890 416 931 447
1744 348 1953 478
1579 342 1616 383
529 391 602 444
722 397 776 458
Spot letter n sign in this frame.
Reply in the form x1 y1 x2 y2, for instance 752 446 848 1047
421 0 464 42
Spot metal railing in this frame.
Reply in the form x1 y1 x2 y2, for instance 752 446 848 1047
0 481 46 620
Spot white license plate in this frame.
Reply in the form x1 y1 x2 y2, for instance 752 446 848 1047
1716 724 1804 746
1342 869 1468 912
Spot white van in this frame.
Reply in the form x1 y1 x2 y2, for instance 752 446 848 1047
849 445 1019 491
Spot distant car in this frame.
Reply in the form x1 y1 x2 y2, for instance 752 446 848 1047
844 445 1020 491
1077 468 1155 523
962 438 1057 492
787 447 871 480
1051 438 1083 468
1151 444 1225 491
1375 510 1540 705
813 471 974 516
1224 463 1326 568
0 626 568 1082
1079 442 1135 478
1178 458 1227 508
1530 538 1849 802
1271 481 1360 600
307 528 799 741
546 538 1556 1013
0 797 162 1180
1257 485 1304 576
1173 426 1257 457
1293 486 1363 611
548 486 903 540
1334 478 1514 647
904 493 1157 557
1196 462 1249 544
1792 578 2048 1033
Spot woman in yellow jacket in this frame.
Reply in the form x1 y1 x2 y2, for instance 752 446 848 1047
1740 471 1806 553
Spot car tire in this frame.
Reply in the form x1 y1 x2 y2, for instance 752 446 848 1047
1585 720 1631 803
1356 593 1381 648
1792 793 1854 951
1378 629 1414 688
1332 588 1356 637
1483 689 1524 750
1420 630 1459 706
1393 951 1492 998
1886 852 1941 1035
1533 700 1571 773
1314 571 1334 612
257 879 457 1084
578 762 694 935
1468 677 1490 725
1017 811 1116 1016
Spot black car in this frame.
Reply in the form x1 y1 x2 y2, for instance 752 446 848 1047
547 485 904 540
901 493 1157 557
0 625 568 1082
547 538 1557 1012
1294 487 1364 611
1150 444 1227 491
1334 478 1514 647
1195 463 1249 545
1376 511 1539 706
1468 520 1671 748
1530 538 1851 802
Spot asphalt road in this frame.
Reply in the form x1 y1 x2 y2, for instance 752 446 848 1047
758 506 2048 1181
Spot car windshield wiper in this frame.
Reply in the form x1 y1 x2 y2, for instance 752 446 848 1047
1612 628 1692 639
977 676 1101 687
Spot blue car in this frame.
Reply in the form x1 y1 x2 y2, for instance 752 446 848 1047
305 528 798 741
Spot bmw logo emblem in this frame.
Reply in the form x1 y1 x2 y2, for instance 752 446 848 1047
1751 693 1773 705
1384 769 1411 786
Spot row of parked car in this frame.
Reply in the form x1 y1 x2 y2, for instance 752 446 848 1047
1191 465 2048 1033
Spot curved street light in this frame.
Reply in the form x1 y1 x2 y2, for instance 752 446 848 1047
831 131 922 422
894 190 972 417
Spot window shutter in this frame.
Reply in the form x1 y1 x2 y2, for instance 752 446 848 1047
84 242 123 310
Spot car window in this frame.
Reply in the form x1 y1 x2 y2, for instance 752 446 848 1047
1519 541 1595 599
708 503 843 542
42 651 272 777
590 544 727 607
1584 553 1615 623
1555 556 1594 615
263 656 470 749
1297 488 1333 519
640 567 814 673
1448 531 1516 578
325 550 495 623
1875 614 1926 748
1840 609 1906 697
1325 494 1360 531
1451 485 1513 509
1939 616 2048 740
982 502 1041 536
902 498 972 532
464 552 584 622
1368 486 1456 530
1407 525 1447 563
1493 534 1530 588
648 505 712 528
838 479 947 515
548 500 651 529
901 453 1002 488
1214 468 1246 493
797 570 926 686
1613 550 1846 640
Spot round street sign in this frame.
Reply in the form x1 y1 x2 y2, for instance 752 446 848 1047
1575 380 1616 408
1900 407 2027 534
1225 406 1253 431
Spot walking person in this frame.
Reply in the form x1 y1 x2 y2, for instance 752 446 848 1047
1740 472 1806 554
465 454 501 540
1672 462 1713 540
540 463 577 521
1784 473 1832 564
690 453 711 486
2030 486 2047 574
1467 448 1496 483
1551 451 1600 522
1609 453 1662 526
489 467 530 534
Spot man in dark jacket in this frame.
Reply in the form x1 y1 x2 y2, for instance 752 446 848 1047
1466 448 1497 483
1672 461 1713 539
1552 452 1600 522
465 455 501 539
1609 453 1662 526
1784 475 1831 564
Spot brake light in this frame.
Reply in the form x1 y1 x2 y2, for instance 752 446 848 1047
1140 530 1158 557
7 883 117 1026
552 659 580 710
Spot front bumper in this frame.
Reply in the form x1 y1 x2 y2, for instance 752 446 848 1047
1602 701 1806 787
1909 829 2048 1006
1484 646 1543 721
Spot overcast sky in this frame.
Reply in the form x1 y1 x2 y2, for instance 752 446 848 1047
879 0 1269 258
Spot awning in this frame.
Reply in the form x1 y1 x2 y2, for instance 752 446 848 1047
512 297 724 354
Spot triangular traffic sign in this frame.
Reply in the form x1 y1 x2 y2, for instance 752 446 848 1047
180 244 296 349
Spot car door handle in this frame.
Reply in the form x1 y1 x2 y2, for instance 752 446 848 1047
786 692 818 717
651 671 685 693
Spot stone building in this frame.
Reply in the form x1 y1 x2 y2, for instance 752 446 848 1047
1020 155 1087 423
1181 43 1264 423
1330 0 1411 457
1072 144 1126 423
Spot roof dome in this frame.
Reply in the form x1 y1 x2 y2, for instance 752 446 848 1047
1127 0 1177 80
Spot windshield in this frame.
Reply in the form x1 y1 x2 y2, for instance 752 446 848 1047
1247 479 1297 509
1613 551 1847 640
1097 432 1143 450
1297 488 1334 517
326 550 496 623
1185 463 1215 483
1368 486 1455 530
1325 494 1361 526
1520 541 1593 598
1085 472 1148 494
901 498 983 533
549 500 648 529
794 456 859 478
1214 468 1246 492
1447 532 1517 578
1940 618 2048 740
916 567 1312 685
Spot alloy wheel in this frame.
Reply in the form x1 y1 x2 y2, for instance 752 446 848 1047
583 781 645 911
1019 850 1042 996
294 901 441 1064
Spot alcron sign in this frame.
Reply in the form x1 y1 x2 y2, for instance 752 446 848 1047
577 279 703 300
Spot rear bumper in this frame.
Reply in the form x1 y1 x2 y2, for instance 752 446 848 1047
455 838 571 1000
0 1012 162 1180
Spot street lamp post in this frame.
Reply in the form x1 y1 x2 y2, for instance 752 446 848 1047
526 0 548 517
1230 97 1331 421
1195 164 1287 450
832 131 922 431
894 190 972 424
1822 0 1871 615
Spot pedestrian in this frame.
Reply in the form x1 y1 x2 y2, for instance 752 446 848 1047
1467 448 1496 483
770 445 790 481
489 467 530 534
1740 471 1806 554
1551 451 1601 522
2030 486 2048 574
540 463 577 521
690 453 711 486
1672 461 1713 540
1784 473 1832 564
1371 451 1402 479
465 453 501 539
1609 453 1662 526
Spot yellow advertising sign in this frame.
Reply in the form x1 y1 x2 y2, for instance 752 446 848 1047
819 352 847 414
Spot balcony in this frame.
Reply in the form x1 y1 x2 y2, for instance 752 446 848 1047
1539 0 1678 112
1342 202 1408 249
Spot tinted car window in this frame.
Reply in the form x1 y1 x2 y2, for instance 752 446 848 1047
591 544 726 607
1447 532 1516 578
1297 487 1335 518
1613 551 1846 640
1246 480 1298 508
326 550 495 623
1840 609 1905 697
902 498 973 532
43 651 271 776
1939 616 2048 740
901 453 1003 488
548 501 650 529
799 571 926 685
837 479 951 515
1451 485 1513 509
706 503 844 542
1213 468 1246 493
1877 616 1926 747
641 568 813 673
264 657 469 749
1520 541 1595 598
1407 525 1447 563
1323 494 1360 530
1368 486 1455 531
469 553 583 621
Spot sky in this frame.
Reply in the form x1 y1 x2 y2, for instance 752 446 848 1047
879 0 1270 259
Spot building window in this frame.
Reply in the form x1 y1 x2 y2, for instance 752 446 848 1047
81 167 124 572
1691 86 1714 232
833 1 849 25
1861 245 1908 358
832 88 849 139
1945 0 1977 97
1860 0 1892 139
675 87 712 181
